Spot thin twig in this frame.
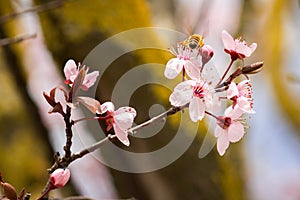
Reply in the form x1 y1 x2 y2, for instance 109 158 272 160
129 105 185 134
70 105 187 162
0 0 68 24
216 59 234 86
0 33 36 46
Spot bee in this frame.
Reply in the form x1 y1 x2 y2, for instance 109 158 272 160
182 34 205 50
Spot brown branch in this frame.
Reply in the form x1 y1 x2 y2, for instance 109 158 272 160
45 105 187 195
69 105 187 162
0 33 36 46
0 0 69 24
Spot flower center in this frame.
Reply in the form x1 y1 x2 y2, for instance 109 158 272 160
193 83 207 98
217 116 232 129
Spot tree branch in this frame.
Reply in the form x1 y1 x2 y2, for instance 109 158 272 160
0 33 36 46
0 0 69 24
69 105 187 163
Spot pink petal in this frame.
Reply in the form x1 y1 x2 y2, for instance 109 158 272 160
227 82 239 99
248 43 257 55
50 168 70 188
169 81 193 106
237 96 255 114
217 131 230 156
83 71 99 88
228 121 245 142
114 107 136 130
100 102 115 113
189 97 205 122
222 30 235 50
214 125 223 137
235 42 251 56
64 59 78 80
113 123 130 146
184 59 201 79
225 105 243 119
164 58 184 79
173 80 194 92
169 91 191 107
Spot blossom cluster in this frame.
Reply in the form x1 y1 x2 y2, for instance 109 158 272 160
37 29 262 195
165 30 260 156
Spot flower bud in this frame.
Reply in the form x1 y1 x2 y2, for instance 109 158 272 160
200 44 214 65
242 62 263 74
50 168 70 188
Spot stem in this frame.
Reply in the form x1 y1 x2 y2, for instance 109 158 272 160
44 105 187 196
37 182 54 200
70 105 187 163
129 105 185 134
182 68 186 82
71 134 115 161
205 111 219 120
217 59 234 86
73 115 111 124
0 33 36 46
63 105 73 159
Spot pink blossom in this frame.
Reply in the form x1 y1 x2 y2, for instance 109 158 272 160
200 44 214 66
164 44 201 79
227 80 255 113
169 79 212 122
214 106 245 156
50 168 70 188
100 102 136 146
222 30 257 60
63 59 99 90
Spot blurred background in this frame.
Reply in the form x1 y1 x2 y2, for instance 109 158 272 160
0 0 299 199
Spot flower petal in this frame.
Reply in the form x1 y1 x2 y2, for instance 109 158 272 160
184 59 201 79
113 123 130 146
214 125 223 137
216 131 230 156
249 43 257 54
169 81 193 106
189 97 205 122
164 58 183 79
83 71 99 88
222 30 235 51
64 59 78 81
225 105 243 119
228 121 245 142
235 42 251 57
227 82 239 99
100 102 115 113
237 96 255 114
114 107 136 130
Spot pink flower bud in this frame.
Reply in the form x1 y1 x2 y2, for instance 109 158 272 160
200 44 214 65
50 168 70 188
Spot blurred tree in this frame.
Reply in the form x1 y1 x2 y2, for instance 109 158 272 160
0 0 250 199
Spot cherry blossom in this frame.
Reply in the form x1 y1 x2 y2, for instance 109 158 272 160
222 30 257 60
64 59 99 90
100 102 136 146
227 80 255 113
50 168 70 188
169 79 212 122
164 44 201 79
214 106 245 156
